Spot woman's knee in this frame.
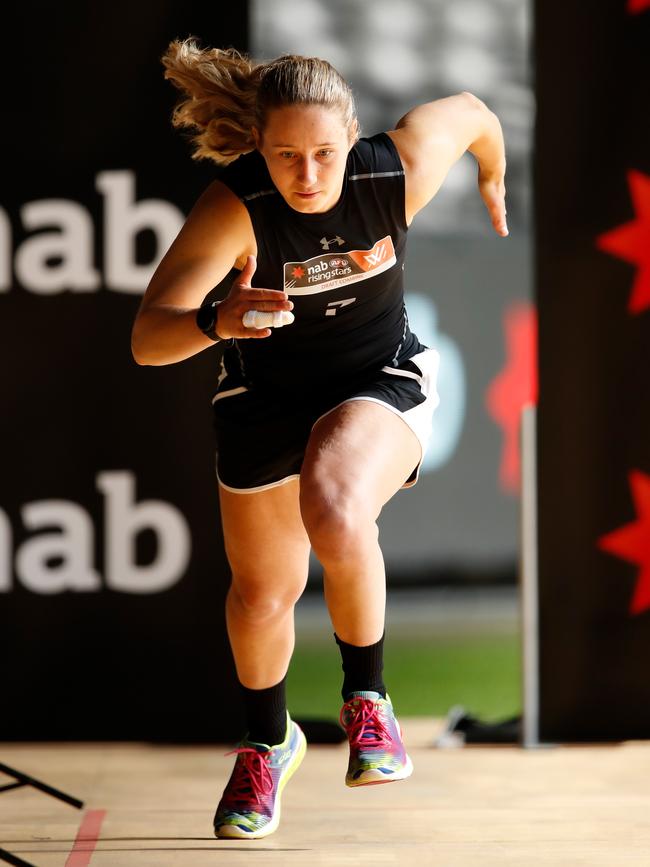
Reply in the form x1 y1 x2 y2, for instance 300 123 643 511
300 482 377 562
228 577 305 624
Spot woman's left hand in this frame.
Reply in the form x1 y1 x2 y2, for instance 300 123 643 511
478 168 508 237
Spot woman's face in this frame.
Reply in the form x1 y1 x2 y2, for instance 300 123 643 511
254 104 354 214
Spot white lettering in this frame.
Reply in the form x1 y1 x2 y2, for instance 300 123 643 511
3 175 186 295
98 470 191 594
96 171 184 293
0 471 191 594
16 501 101 593
15 200 100 294
308 266 352 284
0 508 11 591
0 207 11 292
307 260 331 276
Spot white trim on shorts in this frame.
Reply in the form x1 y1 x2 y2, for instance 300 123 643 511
216 468 300 494
212 385 249 404
380 365 422 383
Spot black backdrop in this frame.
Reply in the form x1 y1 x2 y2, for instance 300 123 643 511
5 0 650 744
1 3 248 740
536 0 650 740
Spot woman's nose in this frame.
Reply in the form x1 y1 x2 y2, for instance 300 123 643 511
297 157 317 187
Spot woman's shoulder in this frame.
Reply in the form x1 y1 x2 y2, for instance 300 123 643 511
216 149 275 201
348 132 404 177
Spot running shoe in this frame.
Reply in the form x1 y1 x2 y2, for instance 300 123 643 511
213 712 307 839
340 691 413 786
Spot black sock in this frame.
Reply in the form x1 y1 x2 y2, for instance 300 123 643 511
334 632 386 700
240 675 288 746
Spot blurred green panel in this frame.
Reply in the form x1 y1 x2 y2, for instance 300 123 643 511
287 633 520 721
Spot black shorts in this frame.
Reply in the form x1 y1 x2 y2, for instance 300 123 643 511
212 347 440 493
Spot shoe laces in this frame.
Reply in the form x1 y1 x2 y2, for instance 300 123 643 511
340 697 394 750
222 746 274 807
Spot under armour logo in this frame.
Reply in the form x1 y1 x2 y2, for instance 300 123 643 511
320 235 345 251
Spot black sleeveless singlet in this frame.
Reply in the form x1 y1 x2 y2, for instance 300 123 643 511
216 132 422 395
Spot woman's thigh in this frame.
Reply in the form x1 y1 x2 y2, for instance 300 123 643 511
219 478 311 595
300 399 422 522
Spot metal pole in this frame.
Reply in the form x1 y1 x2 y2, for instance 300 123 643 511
520 403 540 747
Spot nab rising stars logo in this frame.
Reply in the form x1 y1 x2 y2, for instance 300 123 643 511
283 236 396 295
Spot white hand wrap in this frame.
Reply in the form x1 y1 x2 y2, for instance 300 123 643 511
242 310 295 329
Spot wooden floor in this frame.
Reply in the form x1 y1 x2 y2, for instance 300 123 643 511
2 720 649 866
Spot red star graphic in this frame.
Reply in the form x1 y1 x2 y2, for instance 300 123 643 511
485 301 538 494
628 0 650 13
596 170 650 314
598 471 650 615
292 266 305 279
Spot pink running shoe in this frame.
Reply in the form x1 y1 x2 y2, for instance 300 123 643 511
213 713 306 839
340 691 413 787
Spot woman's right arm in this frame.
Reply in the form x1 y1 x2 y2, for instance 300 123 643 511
131 180 292 366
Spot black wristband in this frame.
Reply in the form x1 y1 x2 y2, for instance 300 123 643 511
196 300 222 342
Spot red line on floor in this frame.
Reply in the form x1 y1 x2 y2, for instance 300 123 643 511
65 810 106 867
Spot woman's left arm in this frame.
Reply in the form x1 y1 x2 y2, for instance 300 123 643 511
386 91 508 236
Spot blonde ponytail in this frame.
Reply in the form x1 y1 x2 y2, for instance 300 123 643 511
162 38 359 166
162 39 261 165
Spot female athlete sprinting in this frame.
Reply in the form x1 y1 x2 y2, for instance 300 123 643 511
131 39 507 839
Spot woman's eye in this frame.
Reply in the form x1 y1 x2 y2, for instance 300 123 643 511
318 150 333 157
280 152 295 159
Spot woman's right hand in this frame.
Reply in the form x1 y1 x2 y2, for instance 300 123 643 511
216 255 294 339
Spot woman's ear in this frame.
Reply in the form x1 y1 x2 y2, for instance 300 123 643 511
349 118 360 146
252 126 261 149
